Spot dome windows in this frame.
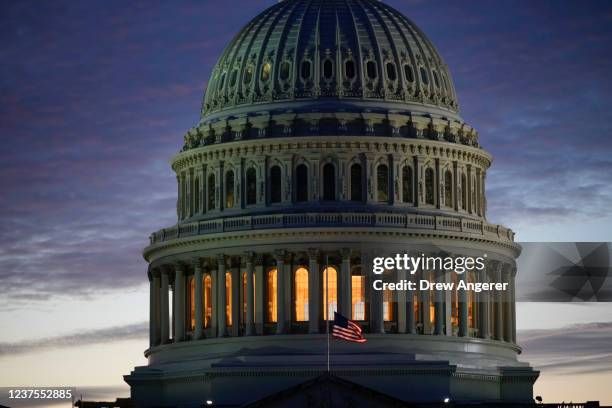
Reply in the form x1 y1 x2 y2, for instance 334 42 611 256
295 164 308 202
366 60 377 80
420 67 429 85
229 69 239 88
218 71 227 92
301 60 312 81
433 70 440 88
404 64 415 83
244 65 254 86
261 62 272 82
386 62 397 81
350 163 363 202
376 164 389 202
246 168 257 206
270 165 282 204
425 168 435 205
322 163 336 201
344 59 356 80
323 59 334 80
279 61 291 81
402 166 413 203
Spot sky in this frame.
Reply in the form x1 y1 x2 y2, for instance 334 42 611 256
1 0 612 405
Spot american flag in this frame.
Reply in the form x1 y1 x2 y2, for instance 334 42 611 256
332 312 366 343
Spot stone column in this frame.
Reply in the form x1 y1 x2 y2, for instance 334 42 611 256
503 264 513 342
340 249 352 317
275 250 286 334
434 266 444 335
254 254 264 335
217 254 226 337
407 283 416 334
149 270 159 348
478 265 490 339
397 267 407 334
493 261 503 340
231 259 240 336
421 271 432 334
173 263 185 342
245 253 255 336
458 271 469 337
308 249 320 334
193 258 203 340
367 252 384 334
160 267 170 344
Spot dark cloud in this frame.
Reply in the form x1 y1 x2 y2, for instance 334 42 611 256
519 321 612 375
1 0 611 305
0 322 147 356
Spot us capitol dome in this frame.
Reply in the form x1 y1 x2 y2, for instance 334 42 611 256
125 0 539 406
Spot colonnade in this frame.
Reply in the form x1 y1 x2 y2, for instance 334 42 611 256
148 250 516 348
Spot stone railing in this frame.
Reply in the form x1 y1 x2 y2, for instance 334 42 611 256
148 212 515 246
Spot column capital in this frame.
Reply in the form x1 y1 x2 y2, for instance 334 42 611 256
149 267 162 279
244 251 255 264
191 257 202 270
216 253 226 266
173 262 186 272
307 248 319 260
341 248 352 260
274 249 287 263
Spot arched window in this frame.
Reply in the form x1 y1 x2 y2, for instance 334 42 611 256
444 170 453 208
294 267 309 322
207 173 216 210
402 166 413 203
246 167 257 205
425 168 435 205
279 61 291 81
188 276 195 331
204 275 212 328
218 71 226 92
386 62 397 81
270 165 282 203
323 59 333 80
461 173 467 211
225 170 235 209
366 60 377 79
244 65 254 85
296 164 308 202
377 164 389 203
261 62 271 82
345 60 356 80
225 272 232 327
404 64 414 83
350 163 363 202
322 266 338 320
323 163 336 201
229 69 238 88
383 286 394 322
301 60 311 80
420 67 429 85
352 271 365 321
194 177 200 214
266 268 277 323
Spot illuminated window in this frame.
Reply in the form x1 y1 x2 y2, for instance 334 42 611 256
294 267 309 321
425 168 435 205
207 173 216 210
188 276 195 331
261 62 271 82
225 170 234 208
246 167 257 205
296 164 308 202
461 173 467 210
350 163 362 202
323 163 335 201
383 286 394 322
402 166 413 203
351 275 365 321
266 268 277 323
270 165 282 203
444 170 453 208
204 275 212 328
377 164 389 202
468 272 476 330
225 272 232 327
451 272 459 329
322 266 338 320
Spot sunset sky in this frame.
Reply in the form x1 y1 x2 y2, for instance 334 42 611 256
1 0 612 405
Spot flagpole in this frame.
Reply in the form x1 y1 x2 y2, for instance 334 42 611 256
325 255 330 372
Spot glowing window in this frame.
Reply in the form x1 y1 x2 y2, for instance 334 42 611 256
294 267 309 322
225 272 232 327
322 266 338 320
383 286 394 322
188 276 195 331
261 62 271 82
266 268 277 323
351 275 365 321
204 275 212 328
225 170 234 208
